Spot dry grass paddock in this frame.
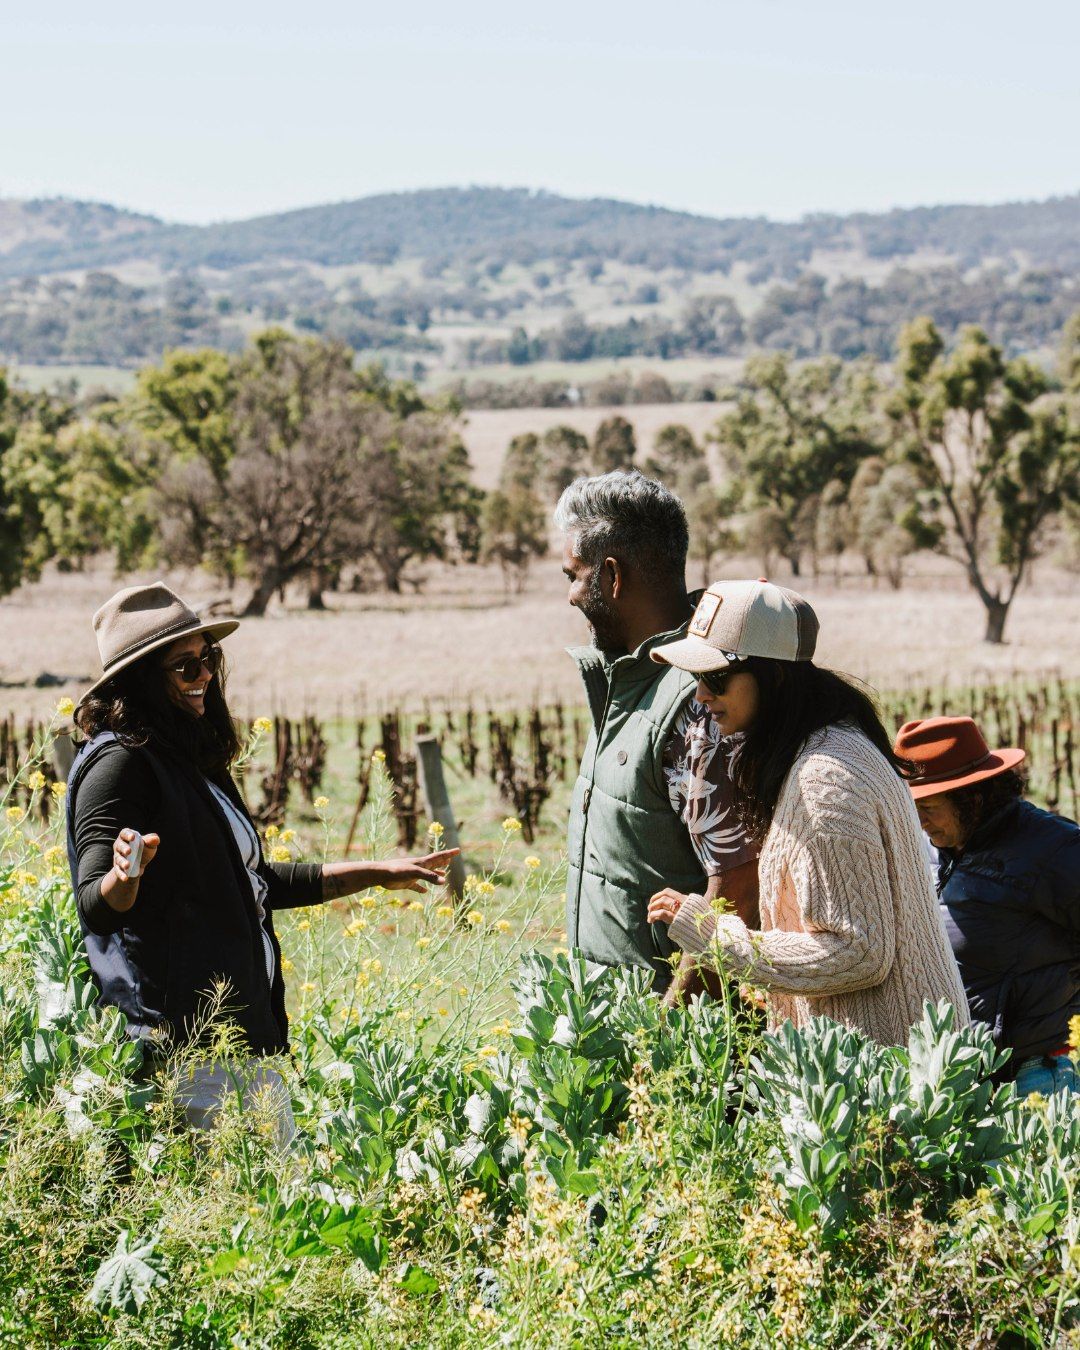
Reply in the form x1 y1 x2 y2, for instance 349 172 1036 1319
458 402 727 488
7 553 1079 720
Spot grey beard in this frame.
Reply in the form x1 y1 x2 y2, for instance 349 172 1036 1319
581 569 623 652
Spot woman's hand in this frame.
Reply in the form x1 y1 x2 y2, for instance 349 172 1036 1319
113 828 160 883
647 888 688 926
320 850 460 901
377 849 460 894
101 828 161 913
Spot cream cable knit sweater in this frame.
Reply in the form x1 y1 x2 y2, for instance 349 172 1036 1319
669 723 970 1046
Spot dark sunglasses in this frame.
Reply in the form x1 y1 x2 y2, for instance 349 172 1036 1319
162 645 222 684
695 663 746 697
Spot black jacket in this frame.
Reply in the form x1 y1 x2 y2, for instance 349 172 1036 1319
937 798 1080 1071
66 734 323 1055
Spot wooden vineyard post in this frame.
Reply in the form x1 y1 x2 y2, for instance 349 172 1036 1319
416 734 467 906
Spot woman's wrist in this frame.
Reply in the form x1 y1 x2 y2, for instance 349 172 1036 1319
100 868 140 913
321 862 381 900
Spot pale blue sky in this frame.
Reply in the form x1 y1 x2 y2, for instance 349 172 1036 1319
3 1 1078 224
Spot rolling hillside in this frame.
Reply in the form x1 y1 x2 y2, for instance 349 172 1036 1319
2 186 1080 278
1 186 1078 383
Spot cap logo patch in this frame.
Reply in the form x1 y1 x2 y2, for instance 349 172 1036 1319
689 592 721 638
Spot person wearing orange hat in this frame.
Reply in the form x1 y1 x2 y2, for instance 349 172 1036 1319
896 715 1080 1098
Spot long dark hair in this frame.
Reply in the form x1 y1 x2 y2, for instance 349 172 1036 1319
75 638 241 783
729 656 910 846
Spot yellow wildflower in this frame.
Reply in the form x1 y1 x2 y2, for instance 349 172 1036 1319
27 771 46 792
359 895 377 910
478 880 496 897
300 982 316 994
1069 1015 1080 1051
56 696 76 718
372 748 386 763
253 717 273 735
269 845 291 863
297 919 311 933
314 796 330 811
457 985 468 997
478 1045 497 1059
436 904 454 918
280 957 294 973
524 855 540 869
407 899 424 912
345 918 367 937
50 781 67 800
553 946 569 957
5 806 23 823
495 919 512 934
427 821 445 840
502 817 522 833
396 1008 413 1021
415 937 431 950
491 1020 512 1037
465 910 484 926
280 829 295 843
264 824 279 840
362 957 383 976
437 1006 448 1017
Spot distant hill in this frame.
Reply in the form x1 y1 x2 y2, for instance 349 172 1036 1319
0 198 162 262
2 186 1080 279
1 187 1079 382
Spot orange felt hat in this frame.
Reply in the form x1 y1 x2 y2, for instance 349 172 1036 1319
894 716 1025 800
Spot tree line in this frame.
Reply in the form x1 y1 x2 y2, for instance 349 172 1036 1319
3 259 1079 370
0 329 482 615
486 317 1080 644
3 316 1077 643
464 267 1080 368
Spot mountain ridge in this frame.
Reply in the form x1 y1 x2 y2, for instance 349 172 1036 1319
2 185 1079 279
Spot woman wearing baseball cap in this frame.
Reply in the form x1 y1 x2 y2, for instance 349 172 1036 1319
646 579 968 1047
895 716 1079 1097
66 582 457 1141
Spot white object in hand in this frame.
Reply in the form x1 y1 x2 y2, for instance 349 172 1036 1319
126 831 144 879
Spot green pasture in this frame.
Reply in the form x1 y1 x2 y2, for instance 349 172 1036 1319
0 681 1076 1345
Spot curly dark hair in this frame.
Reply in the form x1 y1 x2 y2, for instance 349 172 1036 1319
944 767 1028 842
74 638 241 783
724 657 911 847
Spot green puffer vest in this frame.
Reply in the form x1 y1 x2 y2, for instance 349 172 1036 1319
565 626 707 992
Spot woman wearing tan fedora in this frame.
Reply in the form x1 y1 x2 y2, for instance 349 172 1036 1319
65 582 457 1141
896 716 1080 1098
645 579 969 1047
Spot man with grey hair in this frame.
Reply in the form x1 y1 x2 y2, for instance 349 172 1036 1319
555 469 757 997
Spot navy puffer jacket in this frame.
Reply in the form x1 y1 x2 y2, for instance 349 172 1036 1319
937 798 1080 1073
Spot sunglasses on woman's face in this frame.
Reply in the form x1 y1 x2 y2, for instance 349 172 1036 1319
162 645 222 684
696 664 744 697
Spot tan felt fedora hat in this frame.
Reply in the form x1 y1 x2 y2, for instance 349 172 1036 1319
651 578 819 673
79 582 239 705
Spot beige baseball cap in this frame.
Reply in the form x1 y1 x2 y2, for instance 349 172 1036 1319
651 579 819 673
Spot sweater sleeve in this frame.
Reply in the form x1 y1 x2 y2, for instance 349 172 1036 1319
72 745 161 937
672 832 897 997
261 861 324 910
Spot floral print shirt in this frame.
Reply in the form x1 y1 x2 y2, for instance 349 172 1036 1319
662 699 758 877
